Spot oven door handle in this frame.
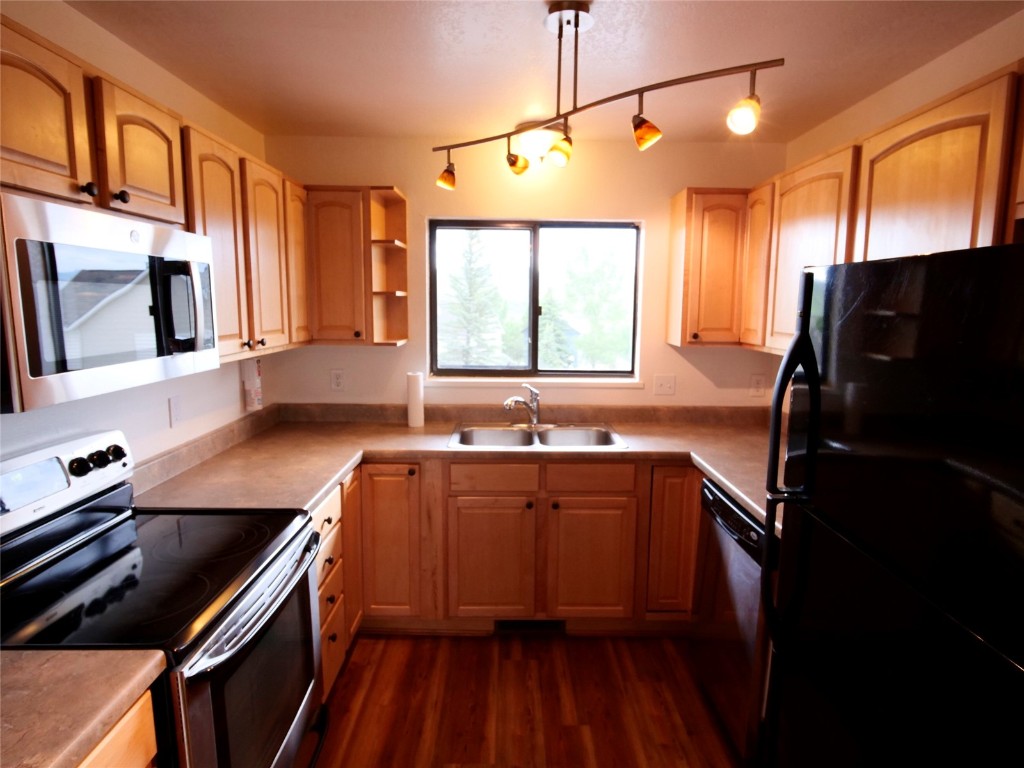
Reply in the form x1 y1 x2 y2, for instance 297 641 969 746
181 528 319 679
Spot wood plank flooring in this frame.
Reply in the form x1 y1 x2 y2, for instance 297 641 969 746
314 632 739 768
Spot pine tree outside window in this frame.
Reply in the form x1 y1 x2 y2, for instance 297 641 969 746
429 220 639 377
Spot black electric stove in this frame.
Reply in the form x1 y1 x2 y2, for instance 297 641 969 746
0 431 324 768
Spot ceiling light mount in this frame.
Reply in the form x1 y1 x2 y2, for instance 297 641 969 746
433 2 783 189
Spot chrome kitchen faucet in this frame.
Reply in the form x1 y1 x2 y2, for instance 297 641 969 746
503 384 541 425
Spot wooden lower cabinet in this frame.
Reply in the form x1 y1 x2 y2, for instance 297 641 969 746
361 463 421 617
447 495 536 617
445 461 642 620
341 469 364 641
547 496 638 618
646 467 703 614
78 690 157 768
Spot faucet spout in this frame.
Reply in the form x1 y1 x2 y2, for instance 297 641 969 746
503 384 541 425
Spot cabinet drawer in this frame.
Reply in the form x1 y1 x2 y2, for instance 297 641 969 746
317 555 345 628
449 463 540 493
546 463 635 492
312 485 342 538
321 596 347 702
315 524 343 586
79 690 157 768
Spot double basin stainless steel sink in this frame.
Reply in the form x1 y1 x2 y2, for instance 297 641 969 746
448 423 627 450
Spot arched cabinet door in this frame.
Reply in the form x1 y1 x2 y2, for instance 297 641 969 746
241 158 290 351
853 74 1014 262
93 77 185 224
0 25 96 204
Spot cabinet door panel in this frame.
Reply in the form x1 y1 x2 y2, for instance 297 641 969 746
688 195 745 343
307 189 367 341
547 496 637 618
241 159 289 350
184 127 250 356
0 27 95 203
93 78 184 224
448 496 535 617
362 464 421 617
740 182 774 347
284 180 310 343
765 147 856 352
647 467 702 613
855 75 1013 261
341 470 364 640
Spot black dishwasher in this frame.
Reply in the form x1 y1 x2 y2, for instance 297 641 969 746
688 478 768 766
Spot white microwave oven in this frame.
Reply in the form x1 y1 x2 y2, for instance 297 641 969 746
1 192 218 413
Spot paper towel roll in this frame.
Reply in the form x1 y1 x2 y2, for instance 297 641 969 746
407 372 424 427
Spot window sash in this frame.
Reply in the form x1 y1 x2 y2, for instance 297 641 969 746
429 220 639 377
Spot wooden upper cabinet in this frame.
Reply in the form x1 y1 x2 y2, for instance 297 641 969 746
284 179 310 344
854 75 1015 261
307 187 368 342
93 77 185 224
241 158 290 351
667 189 747 346
739 182 775 347
0 25 96 204
765 146 857 352
183 127 250 357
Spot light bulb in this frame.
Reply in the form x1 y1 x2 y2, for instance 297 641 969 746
727 95 761 135
545 135 572 167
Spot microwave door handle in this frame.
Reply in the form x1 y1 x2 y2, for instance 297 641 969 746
189 261 206 353
152 258 197 354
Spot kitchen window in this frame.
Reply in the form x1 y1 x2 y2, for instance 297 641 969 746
429 220 639 377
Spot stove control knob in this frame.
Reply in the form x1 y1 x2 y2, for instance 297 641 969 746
88 450 111 468
68 457 92 477
107 444 127 461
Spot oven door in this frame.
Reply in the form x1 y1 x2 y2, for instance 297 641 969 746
170 526 322 768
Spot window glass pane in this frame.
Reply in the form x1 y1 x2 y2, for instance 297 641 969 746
537 227 637 372
435 228 532 369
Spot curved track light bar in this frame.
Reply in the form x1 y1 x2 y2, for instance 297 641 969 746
431 58 785 155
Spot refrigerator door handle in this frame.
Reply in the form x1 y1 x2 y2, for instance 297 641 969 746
766 270 821 498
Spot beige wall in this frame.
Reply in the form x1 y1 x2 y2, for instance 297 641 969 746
261 136 785 409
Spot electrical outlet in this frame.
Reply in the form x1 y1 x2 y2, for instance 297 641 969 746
654 374 676 396
330 369 345 392
749 374 767 397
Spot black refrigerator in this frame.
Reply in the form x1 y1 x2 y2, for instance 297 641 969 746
761 244 1024 767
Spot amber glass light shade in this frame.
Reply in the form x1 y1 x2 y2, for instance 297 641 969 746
546 135 573 167
632 114 663 150
436 162 456 190
727 95 761 135
507 153 530 175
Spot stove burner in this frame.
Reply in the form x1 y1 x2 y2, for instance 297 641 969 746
146 516 276 563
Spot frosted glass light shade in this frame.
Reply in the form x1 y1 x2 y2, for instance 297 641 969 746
545 135 572 167
727 95 761 135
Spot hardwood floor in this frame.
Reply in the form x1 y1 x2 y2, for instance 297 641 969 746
314 631 739 768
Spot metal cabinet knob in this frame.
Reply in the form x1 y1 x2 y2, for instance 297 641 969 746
112 189 131 204
79 182 99 197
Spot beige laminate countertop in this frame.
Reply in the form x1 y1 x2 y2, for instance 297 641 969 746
135 419 772 524
0 649 165 768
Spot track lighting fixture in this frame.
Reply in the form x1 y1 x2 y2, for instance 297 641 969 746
545 118 573 167
506 136 529 175
727 70 763 135
433 1 783 190
436 149 456 190
632 93 662 151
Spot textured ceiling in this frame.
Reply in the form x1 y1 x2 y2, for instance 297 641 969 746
64 0 1024 144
